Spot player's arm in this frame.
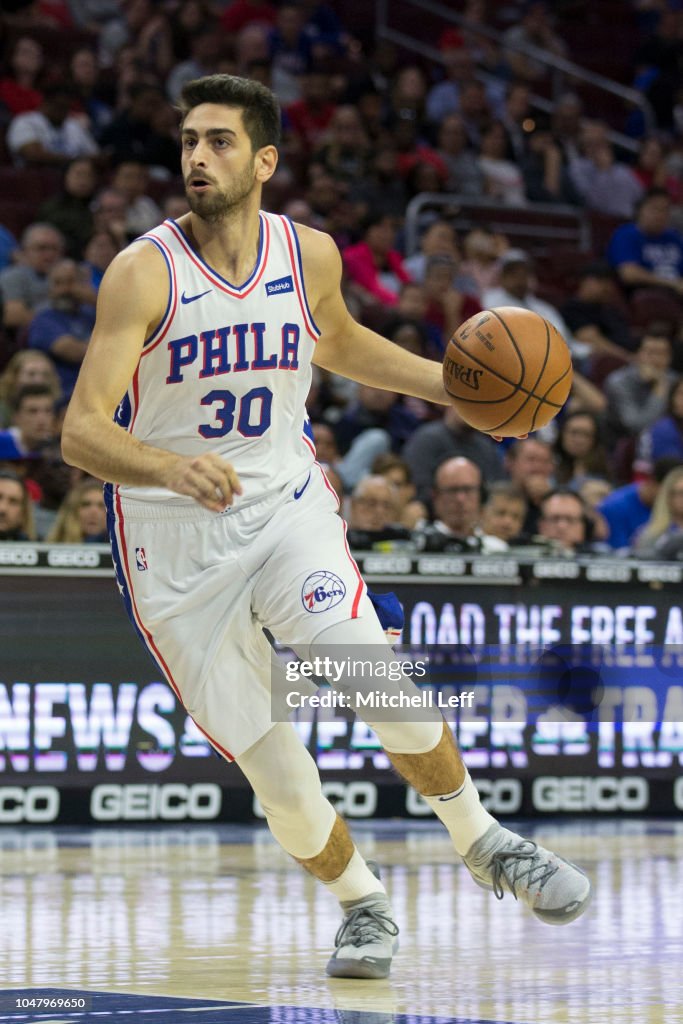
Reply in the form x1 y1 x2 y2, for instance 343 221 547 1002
301 227 450 406
61 243 242 512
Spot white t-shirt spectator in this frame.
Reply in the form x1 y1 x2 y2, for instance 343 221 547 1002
478 156 527 206
7 111 98 165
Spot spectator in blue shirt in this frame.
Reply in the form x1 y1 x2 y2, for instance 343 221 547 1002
0 384 56 461
598 456 683 549
607 188 683 297
27 259 96 398
637 378 683 465
0 225 18 272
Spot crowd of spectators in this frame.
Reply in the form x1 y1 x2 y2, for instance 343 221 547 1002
0 0 682 559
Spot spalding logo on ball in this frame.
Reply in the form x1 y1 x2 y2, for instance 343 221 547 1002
443 307 573 437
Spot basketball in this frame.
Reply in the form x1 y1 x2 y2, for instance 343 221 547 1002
443 307 573 437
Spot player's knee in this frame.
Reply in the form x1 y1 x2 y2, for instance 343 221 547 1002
369 718 444 755
260 777 336 860
259 772 322 824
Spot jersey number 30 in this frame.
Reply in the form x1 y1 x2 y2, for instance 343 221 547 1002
199 387 272 439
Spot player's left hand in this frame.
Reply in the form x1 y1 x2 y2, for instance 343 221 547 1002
491 433 529 443
164 452 243 511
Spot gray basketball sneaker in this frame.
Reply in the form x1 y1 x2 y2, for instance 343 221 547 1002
463 823 591 925
326 864 399 980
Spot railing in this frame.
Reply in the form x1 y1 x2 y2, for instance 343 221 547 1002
404 192 592 256
376 0 653 154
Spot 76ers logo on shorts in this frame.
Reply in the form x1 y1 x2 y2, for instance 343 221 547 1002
302 570 346 613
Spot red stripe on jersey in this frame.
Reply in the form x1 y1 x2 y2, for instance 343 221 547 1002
302 431 316 456
128 365 140 433
139 235 178 357
342 520 365 618
166 215 270 297
279 216 318 341
189 720 236 762
316 461 341 511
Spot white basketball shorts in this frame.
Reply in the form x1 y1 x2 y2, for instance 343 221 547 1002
106 465 371 759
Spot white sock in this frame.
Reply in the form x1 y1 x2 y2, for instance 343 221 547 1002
424 770 497 856
323 848 386 904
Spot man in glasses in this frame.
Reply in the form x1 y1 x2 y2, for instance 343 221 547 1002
538 488 594 554
416 456 506 553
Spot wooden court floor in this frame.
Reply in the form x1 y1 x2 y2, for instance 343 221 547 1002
0 819 681 1024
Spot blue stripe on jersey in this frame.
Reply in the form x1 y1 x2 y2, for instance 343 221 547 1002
303 417 315 448
284 215 321 336
170 215 264 291
104 485 159 670
104 486 138 635
142 237 173 347
114 391 132 428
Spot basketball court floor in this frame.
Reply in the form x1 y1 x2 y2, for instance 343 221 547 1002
0 819 681 1024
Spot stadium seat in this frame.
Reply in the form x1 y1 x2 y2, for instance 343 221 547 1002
630 288 683 333
0 167 63 206
0 199 40 238
590 352 629 388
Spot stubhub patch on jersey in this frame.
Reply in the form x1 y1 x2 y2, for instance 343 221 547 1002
302 570 346 613
265 275 294 296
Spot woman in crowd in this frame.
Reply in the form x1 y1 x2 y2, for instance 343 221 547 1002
477 120 527 206
47 478 107 543
0 36 44 116
553 410 610 487
634 465 683 558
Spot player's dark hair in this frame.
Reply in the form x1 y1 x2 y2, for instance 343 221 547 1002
178 74 281 151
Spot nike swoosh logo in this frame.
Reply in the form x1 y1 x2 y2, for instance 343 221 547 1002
437 791 462 802
181 289 212 304
293 472 311 500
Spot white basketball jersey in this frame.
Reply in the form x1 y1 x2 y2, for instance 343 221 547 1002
116 213 319 503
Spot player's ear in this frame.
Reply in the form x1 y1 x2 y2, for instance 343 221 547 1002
255 144 278 183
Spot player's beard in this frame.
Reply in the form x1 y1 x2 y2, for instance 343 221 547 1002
186 158 256 224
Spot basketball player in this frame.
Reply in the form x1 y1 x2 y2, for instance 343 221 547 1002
63 76 591 980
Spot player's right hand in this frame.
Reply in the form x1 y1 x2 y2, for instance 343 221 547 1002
164 453 243 512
